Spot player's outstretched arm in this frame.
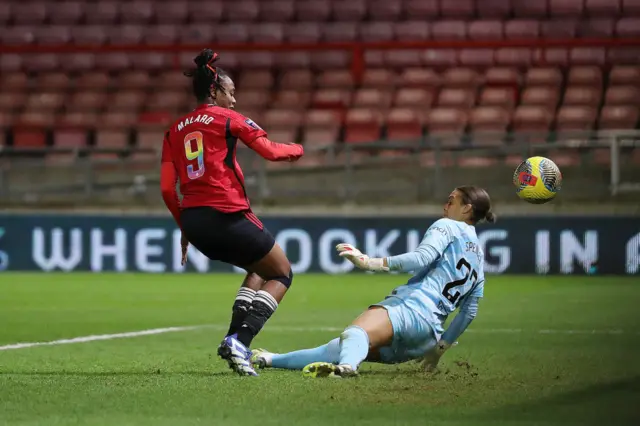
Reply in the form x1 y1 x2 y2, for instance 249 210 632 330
247 136 304 162
336 244 389 272
385 219 454 273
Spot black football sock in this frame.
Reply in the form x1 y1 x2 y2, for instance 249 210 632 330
226 287 256 337
236 290 278 347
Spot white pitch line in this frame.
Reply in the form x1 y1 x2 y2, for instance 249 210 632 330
0 325 638 352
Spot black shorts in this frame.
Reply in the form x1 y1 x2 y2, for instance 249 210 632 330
180 207 276 268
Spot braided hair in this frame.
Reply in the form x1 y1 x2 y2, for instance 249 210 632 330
184 49 228 103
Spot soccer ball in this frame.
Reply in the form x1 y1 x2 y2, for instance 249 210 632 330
513 156 562 204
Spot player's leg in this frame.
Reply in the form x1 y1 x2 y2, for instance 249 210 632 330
236 242 292 348
251 338 341 370
225 272 264 337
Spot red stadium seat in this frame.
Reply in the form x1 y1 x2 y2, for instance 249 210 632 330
437 88 476 108
323 22 359 42
25 92 65 112
512 106 553 139
95 53 131 72
238 90 270 110
555 106 598 132
216 24 249 43
310 51 350 69
398 69 441 88
273 90 312 109
441 0 474 18
394 88 435 108
67 92 107 112
296 1 331 21
0 2 11 25
586 0 621 16
616 18 640 37
187 1 224 22
178 24 214 44
59 112 99 129
145 25 179 44
570 47 606 65
0 92 27 112
12 2 47 24
395 21 430 41
459 49 496 67
598 106 639 130
37 26 71 45
239 70 274 90
387 50 424 68
116 71 151 90
386 108 424 142
146 91 189 113
568 66 603 86
259 1 295 22
577 19 615 38
369 0 402 20
405 0 439 18
468 20 504 40
156 2 189 23
541 20 578 38
107 91 147 112
469 106 511 145
521 86 561 110
442 68 481 88
432 21 467 40
360 22 395 42
427 108 468 146
550 0 585 16
609 66 640 85
505 20 540 39
344 109 383 144
285 22 321 42
362 69 396 87
311 89 351 110
71 26 108 45
263 109 302 142
120 1 154 24
605 85 640 105
75 72 111 90
421 49 458 67
0 55 23 72
484 67 521 86
281 70 314 89
513 2 548 17
108 25 144 45
332 0 366 21
225 0 259 21
85 2 120 25
35 72 70 91
562 86 602 107
0 72 29 92
3 26 36 45
623 0 640 14
479 87 516 109
495 48 532 67
525 68 563 86
353 89 392 109
250 23 285 43
302 110 341 146
316 70 354 88
477 0 512 17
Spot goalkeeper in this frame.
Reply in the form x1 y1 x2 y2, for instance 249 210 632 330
252 186 495 377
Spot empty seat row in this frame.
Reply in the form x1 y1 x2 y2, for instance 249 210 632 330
3 66 638 91
2 0 640 25
4 19 640 45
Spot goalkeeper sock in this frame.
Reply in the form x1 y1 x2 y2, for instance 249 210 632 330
236 290 278 347
225 287 256 337
339 326 369 371
271 338 340 370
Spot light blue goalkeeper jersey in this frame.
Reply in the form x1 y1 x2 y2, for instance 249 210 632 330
385 218 485 338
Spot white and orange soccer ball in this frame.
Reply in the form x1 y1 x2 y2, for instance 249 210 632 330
513 156 563 204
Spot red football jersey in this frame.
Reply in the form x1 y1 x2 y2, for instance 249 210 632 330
160 104 303 222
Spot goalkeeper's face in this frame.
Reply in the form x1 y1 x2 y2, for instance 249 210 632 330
443 190 472 222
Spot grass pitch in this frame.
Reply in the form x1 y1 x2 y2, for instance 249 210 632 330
0 273 638 426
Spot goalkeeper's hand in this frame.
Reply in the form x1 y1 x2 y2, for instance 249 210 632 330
421 340 452 372
336 243 389 272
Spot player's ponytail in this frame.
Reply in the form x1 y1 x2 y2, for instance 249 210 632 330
184 49 227 102
456 185 494 224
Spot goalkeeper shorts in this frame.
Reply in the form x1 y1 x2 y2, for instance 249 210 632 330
372 296 439 364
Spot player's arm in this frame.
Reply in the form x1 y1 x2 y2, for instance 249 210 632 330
232 117 303 162
336 219 454 273
160 135 182 228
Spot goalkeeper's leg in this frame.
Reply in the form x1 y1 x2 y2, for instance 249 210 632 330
252 338 341 370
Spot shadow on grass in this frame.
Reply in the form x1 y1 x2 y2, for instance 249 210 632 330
479 376 640 425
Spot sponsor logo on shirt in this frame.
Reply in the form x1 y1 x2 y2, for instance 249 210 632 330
245 118 262 130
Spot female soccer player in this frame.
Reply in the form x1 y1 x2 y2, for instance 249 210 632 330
160 49 304 376
251 186 495 377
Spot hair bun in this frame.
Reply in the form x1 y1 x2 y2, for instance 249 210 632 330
485 211 497 223
194 48 217 68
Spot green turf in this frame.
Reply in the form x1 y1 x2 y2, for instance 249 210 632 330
0 273 638 426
